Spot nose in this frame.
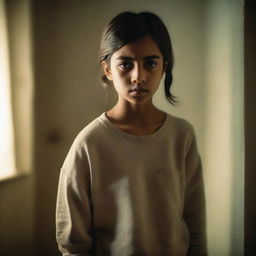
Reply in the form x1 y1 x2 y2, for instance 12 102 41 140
131 63 146 84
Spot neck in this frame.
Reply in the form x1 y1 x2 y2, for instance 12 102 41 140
107 98 164 125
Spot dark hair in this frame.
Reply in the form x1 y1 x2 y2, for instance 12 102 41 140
99 11 177 105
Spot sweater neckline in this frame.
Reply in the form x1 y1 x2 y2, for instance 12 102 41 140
98 112 170 143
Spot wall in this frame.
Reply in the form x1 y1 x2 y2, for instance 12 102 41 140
204 2 244 255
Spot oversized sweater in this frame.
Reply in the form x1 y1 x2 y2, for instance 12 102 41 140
56 112 207 256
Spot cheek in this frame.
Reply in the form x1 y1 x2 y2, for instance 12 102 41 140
151 73 163 90
111 73 129 91
112 70 129 83
150 71 163 82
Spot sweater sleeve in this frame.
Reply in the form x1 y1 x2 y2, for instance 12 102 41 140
183 129 208 256
56 142 94 256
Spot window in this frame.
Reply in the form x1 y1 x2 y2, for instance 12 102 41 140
0 0 16 180
0 0 33 181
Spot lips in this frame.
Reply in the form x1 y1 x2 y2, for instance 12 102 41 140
129 89 148 97
129 87 148 93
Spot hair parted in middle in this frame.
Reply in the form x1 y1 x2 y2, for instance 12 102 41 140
99 11 177 105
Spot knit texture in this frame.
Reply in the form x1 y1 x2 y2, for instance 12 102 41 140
56 112 207 256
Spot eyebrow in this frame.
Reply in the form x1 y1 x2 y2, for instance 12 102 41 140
115 55 161 61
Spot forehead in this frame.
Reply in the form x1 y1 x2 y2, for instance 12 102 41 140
112 35 163 60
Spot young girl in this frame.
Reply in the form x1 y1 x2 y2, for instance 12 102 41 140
56 12 207 256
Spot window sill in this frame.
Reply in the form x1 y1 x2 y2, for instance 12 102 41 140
0 172 30 184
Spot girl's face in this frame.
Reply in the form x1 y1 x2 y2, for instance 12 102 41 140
102 35 165 105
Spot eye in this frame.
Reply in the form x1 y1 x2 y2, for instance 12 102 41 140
145 60 157 69
118 62 132 70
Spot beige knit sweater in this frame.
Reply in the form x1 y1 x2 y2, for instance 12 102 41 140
56 112 207 256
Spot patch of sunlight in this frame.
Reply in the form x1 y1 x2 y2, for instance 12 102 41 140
110 177 134 256
0 0 16 180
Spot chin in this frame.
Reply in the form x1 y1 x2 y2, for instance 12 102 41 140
127 96 152 105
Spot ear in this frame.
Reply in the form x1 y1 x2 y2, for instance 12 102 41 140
101 61 113 81
162 61 168 78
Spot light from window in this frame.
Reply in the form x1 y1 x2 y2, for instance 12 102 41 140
0 0 16 180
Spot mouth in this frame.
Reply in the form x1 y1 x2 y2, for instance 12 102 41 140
128 88 148 96
129 87 148 93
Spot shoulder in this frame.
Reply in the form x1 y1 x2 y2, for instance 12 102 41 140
163 113 199 152
61 114 106 166
61 114 106 175
164 114 200 157
72 113 107 147
166 113 195 138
